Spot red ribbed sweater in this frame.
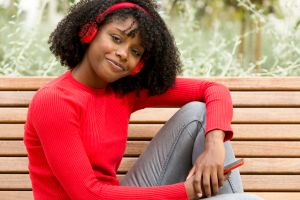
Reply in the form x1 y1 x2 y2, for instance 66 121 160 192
24 70 233 200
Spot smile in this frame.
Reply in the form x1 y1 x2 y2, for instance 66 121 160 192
106 58 126 72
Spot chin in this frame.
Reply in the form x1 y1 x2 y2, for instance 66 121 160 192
104 75 123 84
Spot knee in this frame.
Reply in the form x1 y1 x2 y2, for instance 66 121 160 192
181 101 206 120
182 101 206 111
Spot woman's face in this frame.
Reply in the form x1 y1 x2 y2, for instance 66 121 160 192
74 16 145 89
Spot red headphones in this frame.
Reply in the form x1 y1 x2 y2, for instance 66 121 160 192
129 60 144 76
79 2 150 76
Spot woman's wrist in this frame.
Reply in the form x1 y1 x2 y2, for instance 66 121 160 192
205 130 225 149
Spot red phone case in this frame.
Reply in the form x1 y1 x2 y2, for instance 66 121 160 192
224 159 244 174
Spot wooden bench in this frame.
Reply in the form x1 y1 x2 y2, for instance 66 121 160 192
0 76 300 200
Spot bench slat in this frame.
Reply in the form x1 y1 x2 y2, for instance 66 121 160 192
0 191 299 200
2 124 300 141
242 175 300 191
231 91 300 107
1 77 300 90
0 191 33 200
254 192 300 200
2 141 300 157
209 77 300 91
131 108 300 124
2 91 300 107
1 157 300 174
2 107 300 123
0 77 53 91
0 91 34 107
0 174 31 189
0 174 299 191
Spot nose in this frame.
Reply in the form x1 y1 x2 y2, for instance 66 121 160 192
115 46 128 61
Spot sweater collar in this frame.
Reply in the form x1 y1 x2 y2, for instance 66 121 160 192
65 70 107 95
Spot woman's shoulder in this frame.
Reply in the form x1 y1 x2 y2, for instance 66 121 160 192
35 71 80 98
31 72 81 107
31 86 70 108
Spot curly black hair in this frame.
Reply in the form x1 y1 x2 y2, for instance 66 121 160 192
49 0 182 95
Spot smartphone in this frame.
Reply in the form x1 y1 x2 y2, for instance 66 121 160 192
224 159 244 174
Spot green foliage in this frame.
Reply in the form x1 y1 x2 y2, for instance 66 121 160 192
166 0 300 76
0 0 299 76
0 1 65 76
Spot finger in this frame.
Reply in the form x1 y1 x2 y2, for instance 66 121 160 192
211 170 219 195
218 166 224 188
194 170 203 198
202 170 211 197
186 166 195 180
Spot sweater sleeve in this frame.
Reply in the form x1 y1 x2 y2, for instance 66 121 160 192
132 78 233 141
30 88 188 200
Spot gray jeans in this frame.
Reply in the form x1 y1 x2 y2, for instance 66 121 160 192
121 102 262 200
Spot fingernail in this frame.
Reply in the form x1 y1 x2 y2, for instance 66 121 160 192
197 193 202 198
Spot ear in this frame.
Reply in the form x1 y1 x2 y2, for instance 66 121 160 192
79 22 98 43
129 60 144 76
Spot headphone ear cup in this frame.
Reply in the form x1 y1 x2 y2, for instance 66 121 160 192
79 22 98 43
129 61 144 76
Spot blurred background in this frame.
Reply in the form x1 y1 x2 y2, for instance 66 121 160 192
0 0 299 76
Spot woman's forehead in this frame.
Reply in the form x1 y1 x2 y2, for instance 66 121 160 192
105 17 144 46
109 16 138 34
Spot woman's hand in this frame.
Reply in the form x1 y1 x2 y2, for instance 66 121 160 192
186 130 226 198
184 172 231 199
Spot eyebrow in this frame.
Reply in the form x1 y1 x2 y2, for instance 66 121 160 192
116 27 138 37
116 20 138 36
114 27 144 49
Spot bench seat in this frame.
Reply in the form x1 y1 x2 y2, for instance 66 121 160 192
0 77 300 200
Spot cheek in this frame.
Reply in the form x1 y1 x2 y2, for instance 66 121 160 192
129 58 142 70
92 36 115 57
100 42 115 53
95 43 112 57
90 43 113 65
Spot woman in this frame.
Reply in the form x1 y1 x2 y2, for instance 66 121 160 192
24 0 262 199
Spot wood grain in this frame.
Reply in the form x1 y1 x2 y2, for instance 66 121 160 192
1 76 300 199
0 174 299 191
0 191 299 200
2 141 300 157
1 157 300 174
2 107 300 123
2 91 300 107
2 77 300 90
2 124 300 141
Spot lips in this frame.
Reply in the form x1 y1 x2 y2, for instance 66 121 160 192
106 58 126 72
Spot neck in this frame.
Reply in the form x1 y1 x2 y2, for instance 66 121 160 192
71 59 108 89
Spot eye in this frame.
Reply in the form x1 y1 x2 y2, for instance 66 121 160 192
131 48 142 57
111 35 122 43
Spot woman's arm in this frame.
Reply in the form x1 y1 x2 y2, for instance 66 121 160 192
132 78 234 197
29 88 188 200
133 77 233 141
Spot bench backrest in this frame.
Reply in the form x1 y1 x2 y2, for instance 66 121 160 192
0 77 300 200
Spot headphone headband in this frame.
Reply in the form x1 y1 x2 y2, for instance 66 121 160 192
96 2 149 22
